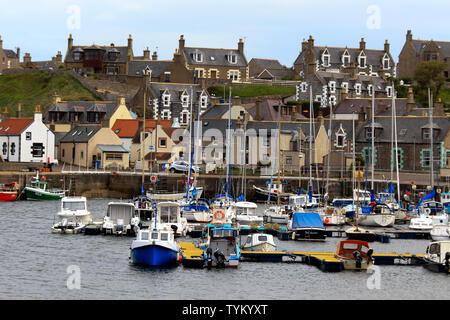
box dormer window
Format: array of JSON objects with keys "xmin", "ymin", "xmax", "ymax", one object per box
[
  {"xmin": 383, "ymin": 54, "xmax": 390, "ymax": 69},
  {"xmin": 200, "ymin": 94, "xmax": 208, "ymax": 109},
  {"xmin": 329, "ymin": 95, "xmax": 336, "ymax": 106},
  {"xmin": 191, "ymin": 52, "xmax": 203, "ymax": 62},
  {"xmin": 342, "ymin": 50, "xmax": 350, "ymax": 67},
  {"xmin": 386, "ymin": 86, "xmax": 392, "ymax": 97},
  {"xmin": 108, "ymin": 50, "xmax": 120, "ymax": 61},
  {"xmin": 322, "ymin": 49, "xmax": 330, "ymax": 66},
  {"xmin": 227, "ymin": 53, "xmax": 237, "ymax": 64},
  {"xmin": 162, "ymin": 92, "xmax": 170, "ymax": 107},
  {"xmin": 358, "ymin": 52, "xmax": 366, "ymax": 68},
  {"xmin": 341, "ymin": 82, "xmax": 348, "ymax": 92},
  {"xmin": 368, "ymin": 84, "xmax": 373, "ymax": 96},
  {"xmin": 301, "ymin": 82, "xmax": 308, "ymax": 92},
  {"xmin": 335, "ymin": 125, "xmax": 346, "ymax": 148},
  {"xmin": 181, "ymin": 93, "xmax": 189, "ymax": 107}
]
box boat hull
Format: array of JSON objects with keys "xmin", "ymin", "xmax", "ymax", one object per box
[
  {"xmin": 345, "ymin": 229, "xmax": 377, "ymax": 242},
  {"xmin": 148, "ymin": 187, "xmax": 203, "ymax": 201},
  {"xmin": 357, "ymin": 214, "xmax": 395, "ymax": 227},
  {"xmin": 292, "ymin": 228, "xmax": 326, "ymax": 241},
  {"xmin": 254, "ymin": 187, "xmax": 289, "ymax": 203},
  {"xmin": 131, "ymin": 244, "xmax": 178, "ymax": 267},
  {"xmin": 423, "ymin": 262, "xmax": 449, "ymax": 273},
  {"xmin": 24, "ymin": 187, "xmax": 64, "ymax": 200},
  {"xmin": 0, "ymin": 191, "xmax": 18, "ymax": 201}
]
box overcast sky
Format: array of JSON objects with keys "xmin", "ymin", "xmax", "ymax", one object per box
[{"xmin": 0, "ymin": 0, "xmax": 449, "ymax": 66}]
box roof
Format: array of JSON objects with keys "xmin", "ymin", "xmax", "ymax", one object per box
[
  {"xmin": 97, "ymin": 144, "xmax": 128, "ymax": 153},
  {"xmin": 245, "ymin": 99, "xmax": 294, "ymax": 122},
  {"xmin": 410, "ymin": 39, "xmax": 450, "ymax": 58},
  {"xmin": 334, "ymin": 98, "xmax": 410, "ymax": 115},
  {"xmin": 65, "ymin": 45, "xmax": 129, "ymax": 63},
  {"xmin": 112, "ymin": 119, "xmax": 139, "ymax": 138},
  {"xmin": 44, "ymin": 101, "xmax": 118, "ymax": 124},
  {"xmin": 128, "ymin": 60, "xmax": 172, "ymax": 77},
  {"xmin": 60, "ymin": 126, "xmax": 101, "ymax": 143},
  {"xmin": 0, "ymin": 118, "xmax": 33, "ymax": 135},
  {"xmin": 183, "ymin": 47, "xmax": 247, "ymax": 67},
  {"xmin": 3, "ymin": 49, "xmax": 18, "ymax": 59}
]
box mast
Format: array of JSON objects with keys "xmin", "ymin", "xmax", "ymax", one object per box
[
  {"xmin": 277, "ymin": 101, "xmax": 281, "ymax": 206},
  {"xmin": 371, "ymin": 82, "xmax": 375, "ymax": 191},
  {"xmin": 393, "ymin": 83, "xmax": 401, "ymax": 203},
  {"xmin": 325, "ymin": 101, "xmax": 333, "ymax": 202},
  {"xmin": 141, "ymin": 70, "xmax": 148, "ymax": 193},
  {"xmin": 352, "ymin": 114, "xmax": 355, "ymax": 207},
  {"xmin": 355, "ymin": 162, "xmax": 360, "ymax": 231},
  {"xmin": 309, "ymin": 86, "xmax": 313, "ymax": 191},
  {"xmin": 186, "ymin": 86, "xmax": 195, "ymax": 200},
  {"xmin": 225, "ymin": 87, "xmax": 232, "ymax": 200},
  {"xmin": 429, "ymin": 88, "xmax": 434, "ymax": 189}
]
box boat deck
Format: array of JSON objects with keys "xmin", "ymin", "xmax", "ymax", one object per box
[{"xmin": 179, "ymin": 242, "xmax": 205, "ymax": 268}]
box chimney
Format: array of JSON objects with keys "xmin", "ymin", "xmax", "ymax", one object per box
[
  {"xmin": 127, "ymin": 34, "xmax": 133, "ymax": 59},
  {"xmin": 342, "ymin": 87, "xmax": 347, "ymax": 99},
  {"xmin": 56, "ymin": 51, "xmax": 62, "ymax": 63},
  {"xmin": 434, "ymin": 98, "xmax": 444, "ymax": 116},
  {"xmin": 307, "ymin": 35, "xmax": 314, "ymax": 49},
  {"xmin": 68, "ymin": 34, "xmax": 73, "ymax": 51},
  {"xmin": 406, "ymin": 87, "xmax": 415, "ymax": 114},
  {"xmin": 238, "ymin": 38, "xmax": 244, "ymax": 56},
  {"xmin": 179, "ymin": 35, "xmax": 185, "ymax": 53},
  {"xmin": 16, "ymin": 47, "xmax": 20, "ymax": 61},
  {"xmin": 118, "ymin": 95, "xmax": 126, "ymax": 106},
  {"xmin": 143, "ymin": 47, "xmax": 150, "ymax": 60},
  {"xmin": 406, "ymin": 30, "xmax": 413, "ymax": 41},
  {"xmin": 16, "ymin": 103, "xmax": 23, "ymax": 118},
  {"xmin": 384, "ymin": 40, "xmax": 390, "ymax": 53},
  {"xmin": 360, "ymin": 37, "xmax": 366, "ymax": 51},
  {"xmin": 256, "ymin": 97, "xmax": 263, "ymax": 121},
  {"xmin": 34, "ymin": 105, "xmax": 42, "ymax": 123},
  {"xmin": 0, "ymin": 35, "xmax": 2, "ymax": 49},
  {"xmin": 317, "ymin": 111, "xmax": 324, "ymax": 127},
  {"xmin": 301, "ymin": 38, "xmax": 308, "ymax": 52},
  {"xmin": 71, "ymin": 113, "xmax": 80, "ymax": 130},
  {"xmin": 152, "ymin": 51, "xmax": 158, "ymax": 61},
  {"xmin": 52, "ymin": 93, "xmax": 61, "ymax": 105},
  {"xmin": 23, "ymin": 53, "xmax": 31, "ymax": 65}
]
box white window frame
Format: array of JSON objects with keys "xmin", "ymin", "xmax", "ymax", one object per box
[
  {"xmin": 342, "ymin": 50, "xmax": 350, "ymax": 67},
  {"xmin": 229, "ymin": 70, "xmax": 239, "ymax": 82},
  {"xmin": 301, "ymin": 82, "xmax": 308, "ymax": 93},
  {"xmin": 358, "ymin": 52, "xmax": 366, "ymax": 68},
  {"xmin": 322, "ymin": 49, "xmax": 330, "ymax": 67},
  {"xmin": 329, "ymin": 81, "xmax": 336, "ymax": 93},
  {"xmin": 368, "ymin": 84, "xmax": 374, "ymax": 97},
  {"xmin": 162, "ymin": 93, "xmax": 170, "ymax": 107},
  {"xmin": 341, "ymin": 82, "xmax": 348, "ymax": 93},
  {"xmin": 382, "ymin": 53, "xmax": 390, "ymax": 70},
  {"xmin": 227, "ymin": 53, "xmax": 237, "ymax": 64},
  {"xmin": 200, "ymin": 95, "xmax": 208, "ymax": 109},
  {"xmin": 355, "ymin": 83, "xmax": 362, "ymax": 95},
  {"xmin": 386, "ymin": 86, "xmax": 392, "ymax": 98}
]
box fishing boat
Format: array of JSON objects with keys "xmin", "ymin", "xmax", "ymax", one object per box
[
  {"xmin": 263, "ymin": 205, "xmax": 291, "ymax": 225},
  {"xmin": 430, "ymin": 224, "xmax": 450, "ymax": 241},
  {"xmin": 319, "ymin": 206, "xmax": 346, "ymax": 226},
  {"xmin": 240, "ymin": 233, "xmax": 276, "ymax": 252},
  {"xmin": 0, "ymin": 182, "xmax": 20, "ymax": 201},
  {"xmin": 253, "ymin": 181, "xmax": 290, "ymax": 203},
  {"xmin": 335, "ymin": 240, "xmax": 374, "ymax": 270},
  {"xmin": 103, "ymin": 202, "xmax": 140, "ymax": 236},
  {"xmin": 51, "ymin": 196, "xmax": 92, "ymax": 234},
  {"xmin": 423, "ymin": 240, "xmax": 450, "ymax": 273},
  {"xmin": 23, "ymin": 171, "xmax": 65, "ymax": 200},
  {"xmin": 203, "ymin": 224, "xmax": 240, "ymax": 268},
  {"xmin": 130, "ymin": 227, "xmax": 181, "ymax": 267},
  {"xmin": 152, "ymin": 201, "xmax": 188, "ymax": 237},
  {"xmin": 288, "ymin": 211, "xmax": 326, "ymax": 241},
  {"xmin": 357, "ymin": 203, "xmax": 395, "ymax": 227},
  {"xmin": 231, "ymin": 201, "xmax": 263, "ymax": 227},
  {"xmin": 182, "ymin": 198, "xmax": 212, "ymax": 223}
]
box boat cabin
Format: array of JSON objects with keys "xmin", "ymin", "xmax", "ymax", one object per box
[
  {"xmin": 137, "ymin": 228, "xmax": 175, "ymax": 243},
  {"xmin": 61, "ymin": 196, "xmax": 87, "ymax": 212},
  {"xmin": 106, "ymin": 202, "xmax": 136, "ymax": 224},
  {"xmin": 336, "ymin": 240, "xmax": 373, "ymax": 260},
  {"xmin": 235, "ymin": 202, "xmax": 257, "ymax": 216},
  {"xmin": 425, "ymin": 241, "xmax": 450, "ymax": 264},
  {"xmin": 420, "ymin": 200, "xmax": 444, "ymax": 216},
  {"xmin": 267, "ymin": 181, "xmax": 285, "ymax": 194},
  {"xmin": 132, "ymin": 196, "xmax": 154, "ymax": 225},
  {"xmin": 289, "ymin": 195, "xmax": 318, "ymax": 209},
  {"xmin": 157, "ymin": 202, "xmax": 181, "ymax": 224}
]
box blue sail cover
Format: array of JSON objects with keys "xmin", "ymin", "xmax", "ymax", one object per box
[{"xmin": 292, "ymin": 212, "xmax": 324, "ymax": 229}]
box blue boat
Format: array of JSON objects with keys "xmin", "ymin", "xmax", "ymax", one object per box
[
  {"xmin": 203, "ymin": 224, "xmax": 240, "ymax": 268},
  {"xmin": 289, "ymin": 211, "xmax": 326, "ymax": 241}
]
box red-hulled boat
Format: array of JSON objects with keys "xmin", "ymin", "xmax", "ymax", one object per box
[{"xmin": 0, "ymin": 182, "xmax": 20, "ymax": 201}]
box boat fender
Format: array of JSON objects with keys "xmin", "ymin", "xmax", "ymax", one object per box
[
  {"xmin": 445, "ymin": 252, "xmax": 450, "ymax": 269},
  {"xmin": 150, "ymin": 176, "xmax": 157, "ymax": 183},
  {"xmin": 324, "ymin": 218, "xmax": 330, "ymax": 224}
]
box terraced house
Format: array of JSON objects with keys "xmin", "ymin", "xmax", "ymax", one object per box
[
  {"xmin": 0, "ymin": 35, "xmax": 20, "ymax": 73},
  {"xmin": 293, "ymin": 36, "xmax": 396, "ymax": 107},
  {"xmin": 177, "ymin": 35, "xmax": 249, "ymax": 84}
]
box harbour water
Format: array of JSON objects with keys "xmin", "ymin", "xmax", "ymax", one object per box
[{"xmin": 0, "ymin": 199, "xmax": 448, "ymax": 300}]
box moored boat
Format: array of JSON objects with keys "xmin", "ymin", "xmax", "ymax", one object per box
[
  {"xmin": 51, "ymin": 196, "xmax": 92, "ymax": 234},
  {"xmin": 430, "ymin": 224, "xmax": 450, "ymax": 241},
  {"xmin": 0, "ymin": 182, "xmax": 20, "ymax": 201},
  {"xmin": 23, "ymin": 172, "xmax": 65, "ymax": 200},
  {"xmin": 240, "ymin": 233, "xmax": 276, "ymax": 252},
  {"xmin": 103, "ymin": 202, "xmax": 140, "ymax": 236},
  {"xmin": 203, "ymin": 224, "xmax": 240, "ymax": 268},
  {"xmin": 152, "ymin": 201, "xmax": 188, "ymax": 237},
  {"xmin": 357, "ymin": 203, "xmax": 395, "ymax": 227},
  {"xmin": 423, "ymin": 240, "xmax": 450, "ymax": 273},
  {"xmin": 335, "ymin": 240, "xmax": 374, "ymax": 270},
  {"xmin": 288, "ymin": 211, "xmax": 326, "ymax": 241}
]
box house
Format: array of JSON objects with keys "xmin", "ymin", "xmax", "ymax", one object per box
[
  {"xmin": 22, "ymin": 51, "xmax": 63, "ymax": 70},
  {"xmin": 0, "ymin": 35, "xmax": 20, "ymax": 73},
  {"xmin": 397, "ymin": 30, "xmax": 450, "ymax": 79},
  {"xmin": 0, "ymin": 106, "xmax": 55, "ymax": 163},
  {"xmin": 44, "ymin": 95, "xmax": 133, "ymax": 133},
  {"xmin": 177, "ymin": 35, "xmax": 249, "ymax": 84},
  {"xmin": 111, "ymin": 119, "xmax": 140, "ymax": 159},
  {"xmin": 248, "ymin": 58, "xmax": 294, "ymax": 80},
  {"xmin": 293, "ymin": 36, "xmax": 395, "ymax": 107},
  {"xmin": 59, "ymin": 126, "xmax": 129, "ymax": 169}
]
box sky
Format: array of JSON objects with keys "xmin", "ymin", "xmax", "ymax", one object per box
[{"xmin": 0, "ymin": 0, "xmax": 449, "ymax": 67}]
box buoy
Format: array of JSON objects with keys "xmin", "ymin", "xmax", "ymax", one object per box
[{"xmin": 150, "ymin": 176, "xmax": 157, "ymax": 183}]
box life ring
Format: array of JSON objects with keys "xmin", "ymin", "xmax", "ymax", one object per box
[
  {"xmin": 324, "ymin": 217, "xmax": 330, "ymax": 224},
  {"xmin": 150, "ymin": 176, "xmax": 157, "ymax": 183},
  {"xmin": 213, "ymin": 209, "xmax": 225, "ymax": 220}
]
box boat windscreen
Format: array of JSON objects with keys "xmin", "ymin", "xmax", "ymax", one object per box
[
  {"xmin": 108, "ymin": 204, "xmax": 134, "ymax": 222},
  {"xmin": 160, "ymin": 206, "xmax": 178, "ymax": 223},
  {"xmin": 161, "ymin": 233, "xmax": 168, "ymax": 241},
  {"xmin": 141, "ymin": 231, "xmax": 149, "ymax": 240},
  {"xmin": 342, "ymin": 242, "xmax": 359, "ymax": 250},
  {"xmin": 63, "ymin": 201, "xmax": 86, "ymax": 211},
  {"xmin": 258, "ymin": 235, "xmax": 268, "ymax": 242}
]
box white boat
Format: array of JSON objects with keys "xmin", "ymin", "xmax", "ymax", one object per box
[
  {"xmin": 52, "ymin": 197, "xmax": 92, "ymax": 234},
  {"xmin": 103, "ymin": 202, "xmax": 140, "ymax": 236},
  {"xmin": 423, "ymin": 240, "xmax": 450, "ymax": 273},
  {"xmin": 182, "ymin": 199, "xmax": 212, "ymax": 223},
  {"xmin": 231, "ymin": 201, "xmax": 263, "ymax": 227},
  {"xmin": 152, "ymin": 201, "xmax": 188, "ymax": 237},
  {"xmin": 263, "ymin": 205, "xmax": 290, "ymax": 225},
  {"xmin": 130, "ymin": 227, "xmax": 180, "ymax": 267},
  {"xmin": 241, "ymin": 233, "xmax": 276, "ymax": 252},
  {"xmin": 318, "ymin": 206, "xmax": 346, "ymax": 226},
  {"xmin": 431, "ymin": 224, "xmax": 450, "ymax": 241},
  {"xmin": 410, "ymin": 199, "xmax": 448, "ymax": 230},
  {"xmin": 288, "ymin": 194, "xmax": 319, "ymax": 212},
  {"xmin": 146, "ymin": 186, "xmax": 203, "ymax": 201},
  {"xmin": 409, "ymin": 216, "xmax": 434, "ymax": 230},
  {"xmin": 132, "ymin": 195, "xmax": 154, "ymax": 228},
  {"xmin": 357, "ymin": 204, "xmax": 395, "ymax": 227}
]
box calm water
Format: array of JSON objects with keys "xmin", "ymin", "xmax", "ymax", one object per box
[{"xmin": 0, "ymin": 199, "xmax": 448, "ymax": 300}]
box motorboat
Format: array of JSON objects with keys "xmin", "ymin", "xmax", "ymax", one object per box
[
  {"xmin": 335, "ymin": 240, "xmax": 374, "ymax": 270},
  {"xmin": 410, "ymin": 200, "xmax": 448, "ymax": 230},
  {"xmin": 345, "ymin": 226, "xmax": 377, "ymax": 242},
  {"xmin": 288, "ymin": 211, "xmax": 326, "ymax": 241},
  {"xmin": 211, "ymin": 193, "xmax": 235, "ymax": 210},
  {"xmin": 288, "ymin": 194, "xmax": 319, "ymax": 212},
  {"xmin": 231, "ymin": 201, "xmax": 263, "ymax": 227},
  {"xmin": 23, "ymin": 171, "xmax": 65, "ymax": 200},
  {"xmin": 203, "ymin": 224, "xmax": 240, "ymax": 268},
  {"xmin": 131, "ymin": 195, "xmax": 154, "ymax": 228},
  {"xmin": 51, "ymin": 196, "xmax": 92, "ymax": 234},
  {"xmin": 130, "ymin": 227, "xmax": 180, "ymax": 267},
  {"xmin": 152, "ymin": 201, "xmax": 188, "ymax": 237},
  {"xmin": 146, "ymin": 186, "xmax": 203, "ymax": 201},
  {"xmin": 441, "ymin": 192, "xmax": 450, "ymax": 214},
  {"xmin": 103, "ymin": 202, "xmax": 140, "ymax": 236},
  {"xmin": 357, "ymin": 204, "xmax": 395, "ymax": 227},
  {"xmin": 408, "ymin": 216, "xmax": 434, "ymax": 230},
  {"xmin": 240, "ymin": 233, "xmax": 276, "ymax": 252},
  {"xmin": 430, "ymin": 224, "xmax": 450, "ymax": 241},
  {"xmin": 263, "ymin": 205, "xmax": 291, "ymax": 225},
  {"xmin": 423, "ymin": 240, "xmax": 450, "ymax": 273},
  {"xmin": 318, "ymin": 206, "xmax": 345, "ymax": 226},
  {"xmin": 0, "ymin": 182, "xmax": 20, "ymax": 201},
  {"xmin": 182, "ymin": 198, "xmax": 212, "ymax": 223},
  {"xmin": 211, "ymin": 207, "xmax": 234, "ymax": 225},
  {"xmin": 253, "ymin": 181, "xmax": 291, "ymax": 204}
]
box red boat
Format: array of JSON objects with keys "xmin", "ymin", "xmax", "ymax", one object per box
[{"xmin": 0, "ymin": 182, "xmax": 20, "ymax": 201}]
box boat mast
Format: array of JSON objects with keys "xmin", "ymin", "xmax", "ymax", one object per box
[
  {"xmin": 429, "ymin": 88, "xmax": 434, "ymax": 189},
  {"xmin": 141, "ymin": 70, "xmax": 148, "ymax": 193},
  {"xmin": 352, "ymin": 114, "xmax": 355, "ymax": 207},
  {"xmin": 371, "ymin": 81, "xmax": 375, "ymax": 191},
  {"xmin": 186, "ymin": 86, "xmax": 195, "ymax": 200},
  {"xmin": 309, "ymin": 86, "xmax": 313, "ymax": 192},
  {"xmin": 356, "ymin": 162, "xmax": 360, "ymax": 231},
  {"xmin": 277, "ymin": 100, "xmax": 281, "ymax": 207},
  {"xmin": 325, "ymin": 100, "xmax": 333, "ymax": 202},
  {"xmin": 393, "ymin": 83, "xmax": 401, "ymax": 203},
  {"xmin": 226, "ymin": 87, "xmax": 232, "ymax": 200}
]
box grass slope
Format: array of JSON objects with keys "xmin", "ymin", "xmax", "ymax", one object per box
[
  {"xmin": 0, "ymin": 72, "xmax": 99, "ymax": 117},
  {"xmin": 207, "ymin": 85, "xmax": 296, "ymax": 98}
]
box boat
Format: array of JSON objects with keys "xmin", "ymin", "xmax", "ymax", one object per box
[
  {"xmin": 130, "ymin": 227, "xmax": 180, "ymax": 267},
  {"xmin": 430, "ymin": 224, "xmax": 450, "ymax": 241},
  {"xmin": 203, "ymin": 224, "xmax": 240, "ymax": 268},
  {"xmin": 152, "ymin": 201, "xmax": 188, "ymax": 237},
  {"xmin": 441, "ymin": 192, "xmax": 450, "ymax": 214},
  {"xmin": 263, "ymin": 205, "xmax": 291, "ymax": 225},
  {"xmin": 240, "ymin": 233, "xmax": 276, "ymax": 252},
  {"xmin": 231, "ymin": 201, "xmax": 263, "ymax": 228},
  {"xmin": 103, "ymin": 202, "xmax": 140, "ymax": 236},
  {"xmin": 253, "ymin": 181, "xmax": 291, "ymax": 203},
  {"xmin": 335, "ymin": 240, "xmax": 374, "ymax": 270},
  {"xmin": 23, "ymin": 171, "xmax": 65, "ymax": 200},
  {"xmin": 357, "ymin": 203, "xmax": 395, "ymax": 227},
  {"xmin": 146, "ymin": 186, "xmax": 203, "ymax": 201},
  {"xmin": 51, "ymin": 196, "xmax": 92, "ymax": 234},
  {"xmin": 288, "ymin": 194, "xmax": 319, "ymax": 211},
  {"xmin": 423, "ymin": 240, "xmax": 450, "ymax": 273},
  {"xmin": 288, "ymin": 211, "xmax": 326, "ymax": 241},
  {"xmin": 408, "ymin": 216, "xmax": 434, "ymax": 230},
  {"xmin": 319, "ymin": 206, "xmax": 346, "ymax": 226},
  {"xmin": 0, "ymin": 182, "xmax": 20, "ymax": 201},
  {"xmin": 182, "ymin": 198, "xmax": 212, "ymax": 223},
  {"xmin": 131, "ymin": 195, "xmax": 154, "ymax": 228},
  {"xmin": 410, "ymin": 193, "xmax": 448, "ymax": 230}
]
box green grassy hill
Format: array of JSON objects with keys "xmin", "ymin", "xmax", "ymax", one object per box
[
  {"xmin": 0, "ymin": 72, "xmax": 99, "ymax": 117},
  {"xmin": 207, "ymin": 85, "xmax": 296, "ymax": 98}
]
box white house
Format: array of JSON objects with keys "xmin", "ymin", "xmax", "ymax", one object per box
[{"xmin": 0, "ymin": 106, "xmax": 55, "ymax": 163}]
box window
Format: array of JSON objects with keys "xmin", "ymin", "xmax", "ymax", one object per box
[
  {"xmin": 164, "ymin": 72, "xmax": 171, "ymax": 82},
  {"xmin": 391, "ymin": 148, "xmax": 404, "ymax": 170},
  {"xmin": 421, "ymin": 149, "xmax": 431, "ymax": 167},
  {"xmin": 355, "ymin": 84, "xmax": 362, "ymax": 95},
  {"xmin": 368, "ymin": 85, "xmax": 373, "ymax": 96},
  {"xmin": 26, "ymin": 132, "xmax": 32, "ymax": 140},
  {"xmin": 181, "ymin": 112, "xmax": 188, "ymax": 125},
  {"xmin": 229, "ymin": 71, "xmax": 239, "ymax": 81},
  {"xmin": 105, "ymin": 153, "xmax": 122, "ymax": 161},
  {"xmin": 383, "ymin": 57, "xmax": 390, "ymax": 69},
  {"xmin": 31, "ymin": 143, "xmax": 44, "ymax": 158},
  {"xmin": 227, "ymin": 54, "xmax": 237, "ymax": 64},
  {"xmin": 2, "ymin": 142, "xmax": 7, "ymax": 155},
  {"xmin": 194, "ymin": 69, "xmax": 204, "ymax": 79},
  {"xmin": 386, "ymin": 86, "xmax": 393, "ymax": 97},
  {"xmin": 194, "ymin": 53, "xmax": 203, "ymax": 62},
  {"xmin": 343, "ymin": 53, "xmax": 350, "ymax": 67},
  {"xmin": 329, "ymin": 81, "xmax": 336, "ymax": 93},
  {"xmin": 151, "ymin": 232, "xmax": 159, "ymax": 240},
  {"xmin": 159, "ymin": 138, "xmax": 167, "ymax": 148},
  {"xmin": 362, "ymin": 147, "xmax": 377, "ymax": 166},
  {"xmin": 285, "ymin": 156, "xmax": 292, "ymax": 165},
  {"xmin": 301, "ymin": 82, "xmax": 308, "ymax": 92},
  {"xmin": 365, "ymin": 127, "xmax": 373, "ymax": 140},
  {"xmin": 141, "ymin": 232, "xmax": 149, "ymax": 240},
  {"xmin": 162, "ymin": 94, "xmax": 170, "ymax": 107},
  {"xmin": 81, "ymin": 151, "xmax": 84, "ymax": 159},
  {"xmin": 62, "ymin": 149, "xmax": 65, "ymax": 157},
  {"xmin": 161, "ymin": 233, "xmax": 168, "ymax": 241},
  {"xmin": 423, "ymin": 129, "xmax": 431, "ymax": 140},
  {"xmin": 323, "ymin": 55, "xmax": 330, "ymax": 66},
  {"xmin": 359, "ymin": 55, "xmax": 366, "ymax": 68},
  {"xmin": 162, "ymin": 110, "xmax": 170, "ymax": 120}
]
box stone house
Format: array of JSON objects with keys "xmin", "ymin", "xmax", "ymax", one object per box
[
  {"xmin": 248, "ymin": 58, "xmax": 294, "ymax": 80},
  {"xmin": 0, "ymin": 35, "xmax": 20, "ymax": 73},
  {"xmin": 397, "ymin": 30, "xmax": 450, "ymax": 79}
]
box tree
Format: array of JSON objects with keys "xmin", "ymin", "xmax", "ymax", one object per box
[{"xmin": 413, "ymin": 60, "xmax": 447, "ymax": 106}]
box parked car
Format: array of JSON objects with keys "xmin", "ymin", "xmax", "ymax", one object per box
[{"xmin": 168, "ymin": 161, "xmax": 200, "ymax": 173}]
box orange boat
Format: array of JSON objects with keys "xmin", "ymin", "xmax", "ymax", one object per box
[
  {"xmin": 0, "ymin": 182, "xmax": 20, "ymax": 201},
  {"xmin": 335, "ymin": 240, "xmax": 374, "ymax": 270}
]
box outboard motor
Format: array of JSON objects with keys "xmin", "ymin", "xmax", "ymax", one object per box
[
  {"xmin": 206, "ymin": 248, "xmax": 213, "ymax": 269},
  {"xmin": 116, "ymin": 219, "xmax": 124, "ymax": 234},
  {"xmin": 214, "ymin": 249, "xmax": 226, "ymax": 268},
  {"xmin": 353, "ymin": 250, "xmax": 362, "ymax": 269},
  {"xmin": 367, "ymin": 248, "xmax": 374, "ymax": 262}
]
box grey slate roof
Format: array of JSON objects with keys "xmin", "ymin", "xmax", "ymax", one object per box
[
  {"xmin": 411, "ymin": 40, "xmax": 450, "ymax": 58},
  {"xmin": 334, "ymin": 98, "xmax": 410, "ymax": 116},
  {"xmin": 60, "ymin": 126, "xmax": 101, "ymax": 143},
  {"xmin": 97, "ymin": 144, "xmax": 128, "ymax": 153},
  {"xmin": 183, "ymin": 47, "xmax": 247, "ymax": 67},
  {"xmin": 128, "ymin": 60, "xmax": 172, "ymax": 77},
  {"xmin": 44, "ymin": 101, "xmax": 118, "ymax": 124},
  {"xmin": 3, "ymin": 49, "xmax": 18, "ymax": 59},
  {"xmin": 65, "ymin": 45, "xmax": 128, "ymax": 63}
]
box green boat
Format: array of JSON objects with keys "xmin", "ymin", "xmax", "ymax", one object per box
[{"xmin": 23, "ymin": 172, "xmax": 66, "ymax": 200}]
